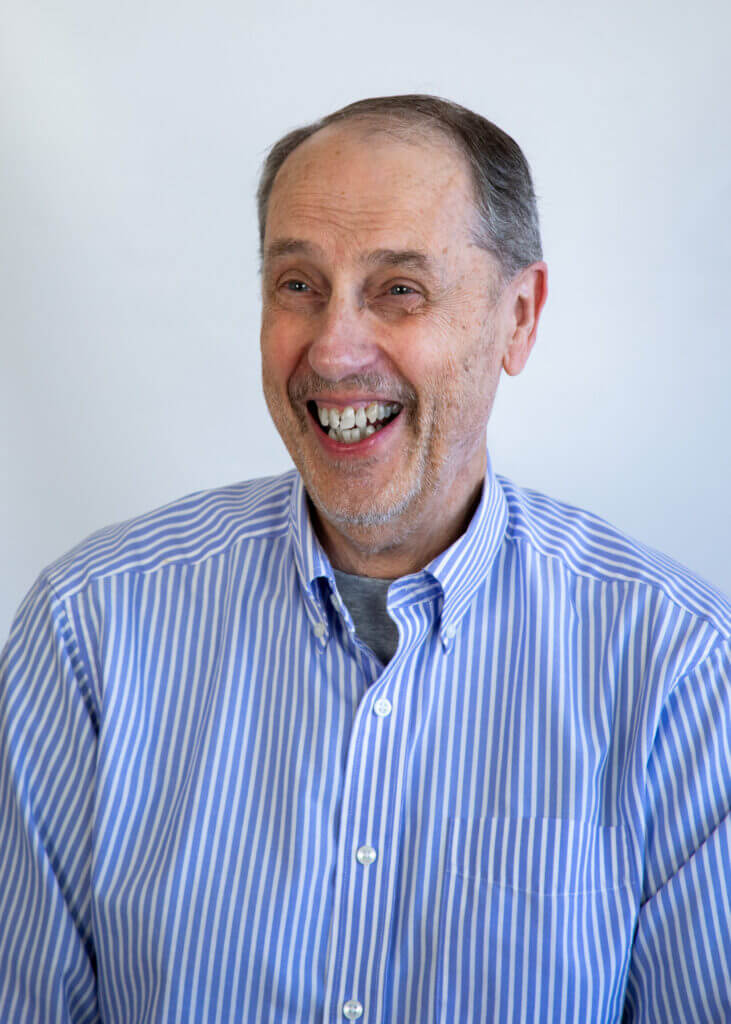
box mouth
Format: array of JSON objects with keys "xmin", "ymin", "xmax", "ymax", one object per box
[{"xmin": 307, "ymin": 399, "xmax": 402, "ymax": 445}]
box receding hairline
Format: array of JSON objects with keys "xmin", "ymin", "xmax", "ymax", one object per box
[
  {"xmin": 307, "ymin": 110, "xmax": 460, "ymax": 145},
  {"xmin": 269, "ymin": 113, "xmax": 471, "ymax": 189}
]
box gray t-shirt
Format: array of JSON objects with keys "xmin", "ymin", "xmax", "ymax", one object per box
[{"xmin": 332, "ymin": 568, "xmax": 400, "ymax": 664}]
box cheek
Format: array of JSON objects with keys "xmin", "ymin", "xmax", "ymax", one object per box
[
  {"xmin": 261, "ymin": 322, "xmax": 301, "ymax": 387},
  {"xmin": 439, "ymin": 338, "xmax": 501, "ymax": 425}
]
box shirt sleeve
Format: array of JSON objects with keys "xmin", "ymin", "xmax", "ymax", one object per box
[
  {"xmin": 0, "ymin": 575, "xmax": 100, "ymax": 1023},
  {"xmin": 622, "ymin": 638, "xmax": 731, "ymax": 1023}
]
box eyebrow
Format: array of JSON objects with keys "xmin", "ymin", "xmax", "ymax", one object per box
[
  {"xmin": 365, "ymin": 248, "xmax": 438, "ymax": 276},
  {"xmin": 262, "ymin": 239, "xmax": 438, "ymax": 277},
  {"xmin": 263, "ymin": 238, "xmax": 323, "ymax": 264}
]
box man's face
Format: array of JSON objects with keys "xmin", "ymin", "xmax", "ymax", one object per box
[{"xmin": 260, "ymin": 123, "xmax": 518, "ymax": 562}]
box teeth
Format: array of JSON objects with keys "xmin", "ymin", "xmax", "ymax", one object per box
[
  {"xmin": 317, "ymin": 401, "xmax": 401, "ymax": 437},
  {"xmin": 328, "ymin": 421, "xmax": 387, "ymax": 445}
]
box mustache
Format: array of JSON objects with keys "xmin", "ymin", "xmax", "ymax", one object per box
[{"xmin": 288, "ymin": 372, "xmax": 417, "ymax": 406}]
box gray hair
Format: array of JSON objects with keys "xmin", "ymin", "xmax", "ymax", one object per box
[{"xmin": 256, "ymin": 94, "xmax": 542, "ymax": 280}]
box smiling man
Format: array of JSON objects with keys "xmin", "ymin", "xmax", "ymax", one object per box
[{"xmin": 1, "ymin": 96, "xmax": 729, "ymax": 1023}]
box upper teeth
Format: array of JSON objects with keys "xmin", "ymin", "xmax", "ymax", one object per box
[{"xmin": 317, "ymin": 402, "xmax": 398, "ymax": 430}]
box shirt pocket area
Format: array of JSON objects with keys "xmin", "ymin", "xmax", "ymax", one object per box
[{"xmin": 437, "ymin": 816, "xmax": 636, "ymax": 1023}]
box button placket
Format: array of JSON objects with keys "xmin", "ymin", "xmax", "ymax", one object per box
[{"xmin": 322, "ymin": 638, "xmax": 399, "ymax": 1024}]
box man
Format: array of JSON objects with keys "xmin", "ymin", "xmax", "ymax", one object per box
[{"xmin": 0, "ymin": 95, "xmax": 728, "ymax": 1023}]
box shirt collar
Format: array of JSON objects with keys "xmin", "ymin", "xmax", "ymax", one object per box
[
  {"xmin": 421, "ymin": 450, "xmax": 508, "ymax": 647},
  {"xmin": 288, "ymin": 449, "xmax": 508, "ymax": 647},
  {"xmin": 288, "ymin": 475, "xmax": 335, "ymax": 641}
]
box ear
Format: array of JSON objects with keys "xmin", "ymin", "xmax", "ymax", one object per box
[{"xmin": 502, "ymin": 262, "xmax": 548, "ymax": 376}]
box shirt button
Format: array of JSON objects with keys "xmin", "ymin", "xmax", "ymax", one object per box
[
  {"xmin": 356, "ymin": 844, "xmax": 377, "ymax": 866},
  {"xmin": 343, "ymin": 999, "xmax": 363, "ymax": 1019},
  {"xmin": 373, "ymin": 697, "xmax": 392, "ymax": 717},
  {"xmin": 444, "ymin": 623, "xmax": 456, "ymax": 640},
  {"xmin": 313, "ymin": 621, "xmax": 326, "ymax": 639}
]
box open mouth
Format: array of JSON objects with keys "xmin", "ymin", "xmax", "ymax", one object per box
[{"xmin": 307, "ymin": 400, "xmax": 402, "ymax": 445}]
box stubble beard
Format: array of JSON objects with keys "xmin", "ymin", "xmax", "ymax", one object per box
[
  {"xmin": 296, "ymin": 404, "xmax": 437, "ymax": 537},
  {"xmin": 308, "ymin": 433, "xmax": 435, "ymax": 532}
]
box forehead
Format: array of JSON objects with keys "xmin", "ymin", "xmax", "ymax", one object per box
[{"xmin": 265, "ymin": 123, "xmax": 477, "ymax": 256}]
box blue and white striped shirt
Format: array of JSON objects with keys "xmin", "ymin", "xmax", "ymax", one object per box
[{"xmin": 1, "ymin": 455, "xmax": 729, "ymax": 1023}]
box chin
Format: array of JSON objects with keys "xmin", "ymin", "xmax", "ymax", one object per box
[
  {"xmin": 307, "ymin": 469, "xmax": 425, "ymax": 533},
  {"xmin": 317, "ymin": 499, "xmax": 406, "ymax": 530}
]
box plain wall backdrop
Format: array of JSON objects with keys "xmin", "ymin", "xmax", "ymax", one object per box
[{"xmin": 1, "ymin": 0, "xmax": 730, "ymax": 640}]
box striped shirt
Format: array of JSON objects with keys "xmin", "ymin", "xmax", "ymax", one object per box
[{"xmin": 1, "ymin": 454, "xmax": 729, "ymax": 1023}]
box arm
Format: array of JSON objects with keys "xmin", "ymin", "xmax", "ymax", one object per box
[
  {"xmin": 623, "ymin": 640, "xmax": 731, "ymax": 1022},
  {"xmin": 0, "ymin": 575, "xmax": 100, "ymax": 1023}
]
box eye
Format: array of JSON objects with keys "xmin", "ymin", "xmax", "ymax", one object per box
[
  {"xmin": 284, "ymin": 280, "xmax": 311, "ymax": 292},
  {"xmin": 388, "ymin": 284, "xmax": 416, "ymax": 296}
]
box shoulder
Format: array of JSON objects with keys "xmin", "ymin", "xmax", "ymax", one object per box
[
  {"xmin": 497, "ymin": 474, "xmax": 731, "ymax": 640},
  {"xmin": 43, "ymin": 470, "xmax": 299, "ymax": 602}
]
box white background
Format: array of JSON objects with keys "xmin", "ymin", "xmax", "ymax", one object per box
[{"xmin": 2, "ymin": 0, "xmax": 729, "ymax": 639}]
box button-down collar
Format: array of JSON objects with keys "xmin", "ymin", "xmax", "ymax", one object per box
[
  {"xmin": 429, "ymin": 452, "xmax": 508, "ymax": 643},
  {"xmin": 288, "ymin": 475, "xmax": 335, "ymax": 639}
]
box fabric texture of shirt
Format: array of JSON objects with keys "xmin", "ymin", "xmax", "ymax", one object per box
[
  {"xmin": 332, "ymin": 567, "xmax": 399, "ymax": 664},
  {"xmin": 1, "ymin": 453, "xmax": 729, "ymax": 1023}
]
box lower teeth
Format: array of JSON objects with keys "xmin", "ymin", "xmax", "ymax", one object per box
[{"xmin": 328, "ymin": 423, "xmax": 384, "ymax": 444}]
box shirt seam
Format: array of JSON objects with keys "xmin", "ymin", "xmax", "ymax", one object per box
[
  {"xmin": 639, "ymin": 637, "xmax": 730, "ymax": 904},
  {"xmin": 640, "ymin": 809, "xmax": 730, "ymax": 906},
  {"xmin": 43, "ymin": 574, "xmax": 101, "ymax": 736},
  {"xmin": 49, "ymin": 519, "xmax": 291, "ymax": 603},
  {"xmin": 504, "ymin": 527, "xmax": 731, "ymax": 640},
  {"xmin": 665, "ymin": 633, "xmax": 730, "ymax": 699}
]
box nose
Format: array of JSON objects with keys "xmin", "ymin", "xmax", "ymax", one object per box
[{"xmin": 307, "ymin": 295, "xmax": 380, "ymax": 382}]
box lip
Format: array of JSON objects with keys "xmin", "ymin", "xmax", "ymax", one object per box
[{"xmin": 307, "ymin": 394, "xmax": 401, "ymax": 408}]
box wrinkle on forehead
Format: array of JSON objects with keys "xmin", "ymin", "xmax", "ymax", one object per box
[
  {"xmin": 272, "ymin": 158, "xmax": 464, "ymax": 207},
  {"xmin": 270, "ymin": 200, "xmax": 444, "ymax": 248},
  {"xmin": 266, "ymin": 185, "xmax": 476, "ymax": 270}
]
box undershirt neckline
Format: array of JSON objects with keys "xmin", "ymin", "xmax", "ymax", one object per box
[{"xmin": 332, "ymin": 568, "xmax": 400, "ymax": 665}]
